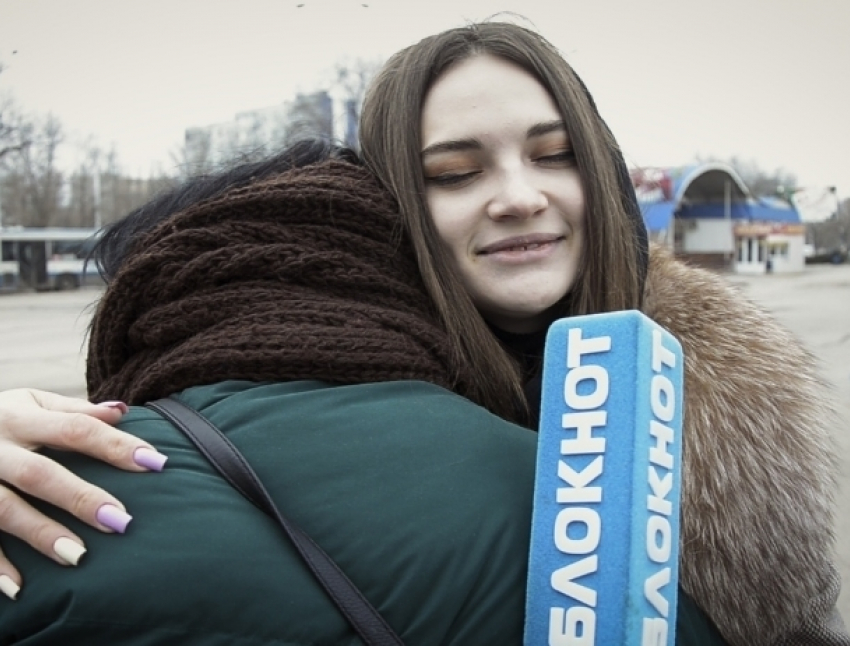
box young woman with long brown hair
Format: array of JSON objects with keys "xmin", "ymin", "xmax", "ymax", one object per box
[{"xmin": 0, "ymin": 20, "xmax": 846, "ymax": 645}]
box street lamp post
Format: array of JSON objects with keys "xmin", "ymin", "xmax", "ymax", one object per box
[{"xmin": 828, "ymin": 187, "xmax": 847, "ymax": 248}]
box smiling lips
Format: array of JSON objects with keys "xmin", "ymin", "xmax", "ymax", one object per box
[{"xmin": 477, "ymin": 234, "xmax": 565, "ymax": 255}]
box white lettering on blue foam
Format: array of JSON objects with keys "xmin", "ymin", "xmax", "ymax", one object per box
[
  {"xmin": 550, "ymin": 607, "xmax": 596, "ymax": 646},
  {"xmin": 554, "ymin": 507, "xmax": 601, "ymax": 555},
  {"xmin": 560, "ymin": 412, "xmax": 607, "ymax": 456},
  {"xmin": 556, "ymin": 456, "xmax": 603, "ymax": 504},
  {"xmin": 641, "ymin": 617, "xmax": 668, "ymax": 646},
  {"xmin": 549, "ymin": 327, "xmax": 611, "ymax": 643},
  {"xmin": 643, "ymin": 329, "xmax": 678, "ymax": 643}
]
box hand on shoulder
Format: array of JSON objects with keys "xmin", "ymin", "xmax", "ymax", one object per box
[{"xmin": 0, "ymin": 388, "xmax": 167, "ymax": 599}]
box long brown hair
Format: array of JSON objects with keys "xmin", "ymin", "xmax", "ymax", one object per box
[{"xmin": 360, "ymin": 21, "xmax": 646, "ymax": 426}]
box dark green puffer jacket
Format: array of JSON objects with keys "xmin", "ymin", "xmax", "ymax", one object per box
[{"xmin": 0, "ymin": 380, "xmax": 725, "ymax": 645}]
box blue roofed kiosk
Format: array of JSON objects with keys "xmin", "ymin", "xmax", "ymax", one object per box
[{"xmin": 631, "ymin": 163, "xmax": 806, "ymax": 274}]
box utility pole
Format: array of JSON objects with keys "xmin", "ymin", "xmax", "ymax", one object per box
[
  {"xmin": 828, "ymin": 187, "xmax": 847, "ymax": 248},
  {"xmin": 93, "ymin": 169, "xmax": 102, "ymax": 229}
]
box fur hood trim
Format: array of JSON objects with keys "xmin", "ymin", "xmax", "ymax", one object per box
[{"xmin": 642, "ymin": 244, "xmax": 839, "ymax": 646}]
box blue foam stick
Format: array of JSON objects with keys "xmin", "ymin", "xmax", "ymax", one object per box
[{"xmin": 524, "ymin": 310, "xmax": 684, "ymax": 646}]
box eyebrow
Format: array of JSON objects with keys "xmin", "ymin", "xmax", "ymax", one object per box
[
  {"xmin": 421, "ymin": 137, "xmax": 482, "ymax": 159},
  {"xmin": 527, "ymin": 120, "xmax": 568, "ymax": 139},
  {"xmin": 421, "ymin": 120, "xmax": 568, "ymax": 159}
]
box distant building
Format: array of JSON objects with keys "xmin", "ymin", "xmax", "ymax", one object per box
[
  {"xmin": 632, "ymin": 163, "xmax": 805, "ymax": 274},
  {"xmin": 184, "ymin": 90, "xmax": 358, "ymax": 168}
]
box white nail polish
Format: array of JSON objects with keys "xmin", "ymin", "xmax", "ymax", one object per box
[
  {"xmin": 0, "ymin": 574, "xmax": 20, "ymax": 600},
  {"xmin": 53, "ymin": 537, "xmax": 87, "ymax": 566}
]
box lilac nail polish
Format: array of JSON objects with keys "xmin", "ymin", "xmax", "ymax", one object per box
[
  {"xmin": 133, "ymin": 447, "xmax": 168, "ymax": 472},
  {"xmin": 99, "ymin": 401, "xmax": 129, "ymax": 414},
  {"xmin": 96, "ymin": 504, "xmax": 133, "ymax": 534}
]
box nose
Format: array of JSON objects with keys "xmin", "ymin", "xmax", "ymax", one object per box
[{"xmin": 486, "ymin": 168, "xmax": 548, "ymax": 220}]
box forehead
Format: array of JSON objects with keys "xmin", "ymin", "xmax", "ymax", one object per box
[{"xmin": 421, "ymin": 54, "xmax": 561, "ymax": 147}]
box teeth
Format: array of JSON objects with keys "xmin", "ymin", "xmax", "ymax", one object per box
[{"xmin": 482, "ymin": 241, "xmax": 550, "ymax": 254}]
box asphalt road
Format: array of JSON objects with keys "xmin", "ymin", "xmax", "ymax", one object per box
[{"xmin": 1, "ymin": 267, "xmax": 849, "ymax": 624}]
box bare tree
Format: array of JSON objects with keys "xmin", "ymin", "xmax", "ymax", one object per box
[
  {"xmin": 1, "ymin": 65, "xmax": 172, "ymax": 229},
  {"xmin": 733, "ymin": 159, "xmax": 797, "ymax": 200},
  {"xmin": 96, "ymin": 146, "xmax": 173, "ymax": 226},
  {"xmin": 4, "ymin": 114, "xmax": 65, "ymax": 227},
  {"xmin": 695, "ymin": 154, "xmax": 798, "ymax": 199},
  {"xmin": 65, "ymin": 137, "xmax": 103, "ymax": 227},
  {"xmin": 808, "ymin": 194, "xmax": 850, "ymax": 252},
  {"xmin": 100, "ymin": 146, "xmax": 130, "ymax": 225},
  {"xmin": 0, "ymin": 64, "xmax": 32, "ymax": 164},
  {"xmin": 329, "ymin": 56, "xmax": 383, "ymax": 150},
  {"xmin": 0, "ymin": 97, "xmax": 31, "ymax": 164}
]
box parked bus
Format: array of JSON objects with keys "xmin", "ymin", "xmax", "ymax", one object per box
[{"xmin": 0, "ymin": 227, "xmax": 103, "ymax": 292}]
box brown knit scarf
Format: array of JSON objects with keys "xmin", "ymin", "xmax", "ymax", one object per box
[{"xmin": 86, "ymin": 160, "xmax": 469, "ymax": 405}]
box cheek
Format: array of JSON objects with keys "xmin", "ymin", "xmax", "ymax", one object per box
[
  {"xmin": 561, "ymin": 177, "xmax": 586, "ymax": 225},
  {"xmin": 574, "ymin": 202, "xmax": 587, "ymax": 233},
  {"xmin": 426, "ymin": 193, "xmax": 473, "ymax": 252}
]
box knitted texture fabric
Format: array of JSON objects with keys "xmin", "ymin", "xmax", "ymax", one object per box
[{"xmin": 86, "ymin": 160, "xmax": 466, "ymax": 405}]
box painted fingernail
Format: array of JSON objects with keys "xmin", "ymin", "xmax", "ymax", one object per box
[
  {"xmin": 53, "ymin": 537, "xmax": 86, "ymax": 566},
  {"xmin": 133, "ymin": 447, "xmax": 168, "ymax": 472},
  {"xmin": 0, "ymin": 575, "xmax": 20, "ymax": 600},
  {"xmin": 96, "ymin": 504, "xmax": 133, "ymax": 534},
  {"xmin": 98, "ymin": 401, "xmax": 129, "ymax": 414}
]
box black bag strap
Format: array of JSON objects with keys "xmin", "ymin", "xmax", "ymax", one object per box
[{"xmin": 145, "ymin": 396, "xmax": 404, "ymax": 646}]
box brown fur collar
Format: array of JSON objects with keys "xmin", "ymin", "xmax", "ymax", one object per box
[{"xmin": 642, "ymin": 244, "xmax": 839, "ymax": 645}]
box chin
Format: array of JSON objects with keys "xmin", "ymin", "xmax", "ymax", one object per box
[
  {"xmin": 471, "ymin": 274, "xmax": 574, "ymax": 329},
  {"xmin": 510, "ymin": 286, "xmax": 571, "ymax": 316},
  {"xmin": 483, "ymin": 295, "xmax": 567, "ymax": 334}
]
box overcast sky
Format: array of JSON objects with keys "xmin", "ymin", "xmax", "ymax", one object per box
[{"xmin": 1, "ymin": 0, "xmax": 848, "ymax": 220}]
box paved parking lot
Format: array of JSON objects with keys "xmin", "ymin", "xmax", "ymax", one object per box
[
  {"xmin": 0, "ymin": 287, "xmax": 99, "ymax": 398},
  {"xmin": 1, "ymin": 266, "xmax": 849, "ymax": 623}
]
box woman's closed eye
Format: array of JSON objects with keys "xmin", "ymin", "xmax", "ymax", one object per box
[
  {"xmin": 424, "ymin": 169, "xmax": 481, "ymax": 187},
  {"xmin": 535, "ymin": 150, "xmax": 576, "ymax": 167}
]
